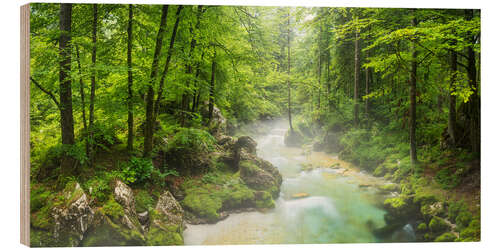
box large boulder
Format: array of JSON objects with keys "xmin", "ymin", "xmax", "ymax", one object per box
[
  {"xmin": 236, "ymin": 136, "xmax": 257, "ymax": 154},
  {"xmin": 113, "ymin": 180, "xmax": 143, "ymax": 233},
  {"xmin": 81, "ymin": 181, "xmax": 144, "ymax": 246},
  {"xmin": 239, "ymin": 159, "xmax": 281, "ymax": 199},
  {"xmin": 51, "ymin": 182, "xmax": 94, "ymax": 247},
  {"xmin": 146, "ymin": 191, "xmax": 184, "ymax": 246},
  {"xmin": 217, "ymin": 136, "xmax": 258, "ymax": 172}
]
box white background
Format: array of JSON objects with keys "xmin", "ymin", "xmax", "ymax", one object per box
[{"xmin": 1, "ymin": 0, "xmax": 498, "ymax": 249}]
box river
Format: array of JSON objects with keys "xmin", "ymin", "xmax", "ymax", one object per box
[{"xmin": 184, "ymin": 119, "xmax": 409, "ymax": 244}]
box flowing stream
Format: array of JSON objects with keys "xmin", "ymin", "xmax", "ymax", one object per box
[{"xmin": 184, "ymin": 120, "xmax": 408, "ymax": 244}]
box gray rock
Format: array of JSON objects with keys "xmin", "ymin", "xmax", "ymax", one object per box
[
  {"xmin": 52, "ymin": 182, "xmax": 94, "ymax": 247},
  {"xmin": 154, "ymin": 190, "xmax": 184, "ymax": 226},
  {"xmin": 113, "ymin": 180, "xmax": 142, "ymax": 232},
  {"xmin": 146, "ymin": 190, "xmax": 184, "ymax": 245},
  {"xmin": 236, "ymin": 136, "xmax": 257, "ymax": 154},
  {"xmin": 138, "ymin": 211, "xmax": 149, "ymax": 225}
]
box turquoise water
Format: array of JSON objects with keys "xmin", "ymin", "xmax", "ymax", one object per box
[{"xmin": 183, "ymin": 120, "xmax": 392, "ymax": 244}]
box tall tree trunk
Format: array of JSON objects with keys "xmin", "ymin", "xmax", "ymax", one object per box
[
  {"xmin": 409, "ymin": 15, "xmax": 419, "ymax": 165},
  {"xmin": 154, "ymin": 5, "xmax": 183, "ymax": 121},
  {"xmin": 195, "ymin": 89, "xmax": 201, "ymax": 112},
  {"xmin": 364, "ymin": 30, "xmax": 371, "ymax": 118},
  {"xmin": 127, "ymin": 4, "xmax": 134, "ymax": 152},
  {"xmin": 353, "ymin": 28, "xmax": 360, "ymax": 127},
  {"xmin": 88, "ymin": 4, "xmax": 98, "ymax": 167},
  {"xmin": 208, "ymin": 47, "xmax": 216, "ymax": 122},
  {"xmin": 317, "ymin": 25, "xmax": 322, "ymax": 111},
  {"xmin": 465, "ymin": 9, "xmax": 480, "ymax": 155},
  {"xmin": 365, "ymin": 66, "xmax": 371, "ymax": 117},
  {"xmin": 448, "ymin": 39, "xmax": 458, "ymax": 147},
  {"xmin": 287, "ymin": 10, "xmax": 293, "ymax": 132},
  {"xmin": 75, "ymin": 44, "xmax": 89, "ymax": 157},
  {"xmin": 181, "ymin": 5, "xmax": 202, "ymax": 126},
  {"xmin": 59, "ymin": 3, "xmax": 75, "ymax": 175},
  {"xmin": 192, "ymin": 51, "xmax": 204, "ymax": 112},
  {"xmin": 326, "ymin": 34, "xmax": 331, "ymax": 112},
  {"xmin": 144, "ymin": 5, "xmax": 169, "ymax": 158}
]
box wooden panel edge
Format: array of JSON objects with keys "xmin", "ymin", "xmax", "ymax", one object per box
[{"xmin": 20, "ymin": 3, "xmax": 30, "ymax": 247}]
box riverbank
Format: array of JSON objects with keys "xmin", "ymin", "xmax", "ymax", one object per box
[
  {"xmin": 184, "ymin": 119, "xmax": 402, "ymax": 244},
  {"xmin": 285, "ymin": 115, "xmax": 481, "ymax": 242},
  {"xmin": 29, "ymin": 118, "xmax": 283, "ymax": 246}
]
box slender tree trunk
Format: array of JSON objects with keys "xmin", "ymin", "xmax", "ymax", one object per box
[
  {"xmin": 287, "ymin": 10, "xmax": 293, "ymax": 132},
  {"xmin": 191, "ymin": 91, "xmax": 197, "ymax": 112},
  {"xmin": 144, "ymin": 5, "xmax": 169, "ymax": 158},
  {"xmin": 208, "ymin": 47, "xmax": 216, "ymax": 122},
  {"xmin": 154, "ymin": 5, "xmax": 183, "ymax": 121},
  {"xmin": 75, "ymin": 45, "xmax": 89, "ymax": 157},
  {"xmin": 317, "ymin": 25, "xmax": 322, "ymax": 111},
  {"xmin": 365, "ymin": 66, "xmax": 371, "ymax": 117},
  {"xmin": 195, "ymin": 89, "xmax": 201, "ymax": 112},
  {"xmin": 465, "ymin": 9, "xmax": 480, "ymax": 155},
  {"xmin": 88, "ymin": 4, "xmax": 98, "ymax": 167},
  {"xmin": 364, "ymin": 30, "xmax": 371, "ymax": 118},
  {"xmin": 127, "ymin": 4, "xmax": 134, "ymax": 152},
  {"xmin": 353, "ymin": 28, "xmax": 360, "ymax": 127},
  {"xmin": 448, "ymin": 40, "xmax": 458, "ymax": 147},
  {"xmin": 59, "ymin": 3, "xmax": 75, "ymax": 175},
  {"xmin": 181, "ymin": 5, "xmax": 202, "ymax": 126},
  {"xmin": 192, "ymin": 51, "xmax": 204, "ymax": 113},
  {"xmin": 409, "ymin": 15, "xmax": 419, "ymax": 165},
  {"xmin": 326, "ymin": 35, "xmax": 331, "ymax": 112}
]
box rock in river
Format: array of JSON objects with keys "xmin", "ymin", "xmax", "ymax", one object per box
[{"xmin": 292, "ymin": 192, "xmax": 310, "ymax": 199}]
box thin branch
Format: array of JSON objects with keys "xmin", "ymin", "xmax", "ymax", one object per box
[
  {"xmin": 418, "ymin": 51, "xmax": 433, "ymax": 65},
  {"xmin": 30, "ymin": 76, "xmax": 61, "ymax": 109},
  {"xmin": 416, "ymin": 40, "xmax": 468, "ymax": 68}
]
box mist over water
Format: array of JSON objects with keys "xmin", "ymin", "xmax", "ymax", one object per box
[{"xmin": 184, "ymin": 119, "xmax": 390, "ymax": 244}]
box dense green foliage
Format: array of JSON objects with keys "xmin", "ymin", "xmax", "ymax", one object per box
[{"xmin": 29, "ymin": 3, "xmax": 480, "ymax": 245}]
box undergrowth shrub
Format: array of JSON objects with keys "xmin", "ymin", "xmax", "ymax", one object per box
[
  {"xmin": 119, "ymin": 157, "xmax": 154, "ymax": 185},
  {"xmin": 167, "ymin": 128, "xmax": 216, "ymax": 153},
  {"xmin": 435, "ymin": 167, "xmax": 461, "ymax": 189}
]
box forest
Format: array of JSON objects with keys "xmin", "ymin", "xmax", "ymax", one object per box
[{"xmin": 29, "ymin": 3, "xmax": 480, "ymax": 246}]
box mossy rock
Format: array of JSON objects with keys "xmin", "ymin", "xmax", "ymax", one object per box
[
  {"xmin": 379, "ymin": 183, "xmax": 399, "ymax": 192},
  {"xmin": 421, "ymin": 202, "xmax": 445, "ymax": 217},
  {"xmin": 435, "ymin": 232, "xmax": 457, "ymax": 242},
  {"xmin": 255, "ymin": 191, "xmax": 275, "ymax": 209},
  {"xmin": 428, "ymin": 216, "xmax": 450, "ymax": 234},
  {"xmin": 30, "ymin": 229, "xmax": 59, "ymax": 247},
  {"xmin": 456, "ymin": 210, "xmax": 473, "ymax": 230},
  {"xmin": 240, "ymin": 160, "xmax": 277, "ymax": 191},
  {"xmin": 417, "ymin": 222, "xmax": 428, "ymax": 232},
  {"xmin": 181, "ymin": 190, "xmax": 222, "ymax": 222},
  {"xmin": 36, "ymin": 181, "xmax": 95, "ymax": 247},
  {"xmin": 413, "ymin": 191, "xmax": 438, "ymax": 206},
  {"xmin": 145, "ymin": 191, "xmax": 184, "ymax": 245},
  {"xmin": 222, "ymin": 183, "xmax": 255, "ymax": 210},
  {"xmin": 102, "ymin": 196, "xmax": 125, "ymax": 220},
  {"xmin": 384, "ymin": 196, "xmax": 407, "ymax": 210},
  {"xmin": 458, "ymin": 219, "xmax": 480, "ymax": 241},
  {"xmin": 383, "ymin": 196, "xmax": 419, "ymax": 226},
  {"xmin": 146, "ymin": 224, "xmax": 183, "ymax": 246},
  {"xmin": 30, "ymin": 204, "xmax": 53, "ymax": 231},
  {"xmin": 373, "ymin": 165, "xmax": 386, "ymax": 177},
  {"xmin": 81, "ymin": 209, "xmax": 145, "ymax": 246}
]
